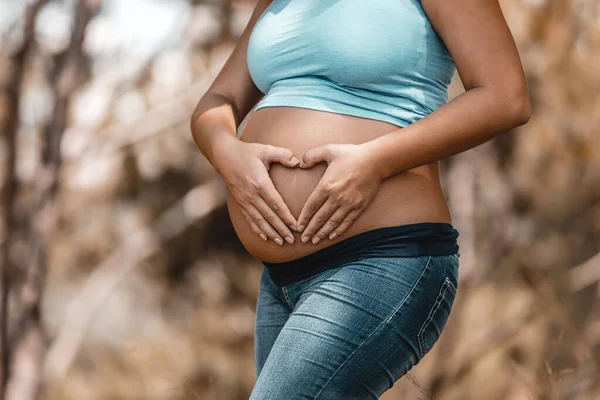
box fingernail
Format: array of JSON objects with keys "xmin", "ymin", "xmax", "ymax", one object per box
[
  {"xmin": 260, "ymin": 233, "xmax": 267, "ymax": 241},
  {"xmin": 289, "ymin": 225, "xmax": 298, "ymax": 232},
  {"xmin": 298, "ymin": 225, "xmax": 305, "ymax": 232},
  {"xmin": 285, "ymin": 236, "xmax": 294, "ymax": 244},
  {"xmin": 290, "ymin": 156, "xmax": 300, "ymax": 166},
  {"xmin": 312, "ymin": 236, "xmax": 321, "ymax": 244},
  {"xmin": 301, "ymin": 236, "xmax": 310, "ymax": 243},
  {"xmin": 274, "ymin": 238, "xmax": 283, "ymax": 246},
  {"xmin": 329, "ymin": 233, "xmax": 337, "ymax": 240}
]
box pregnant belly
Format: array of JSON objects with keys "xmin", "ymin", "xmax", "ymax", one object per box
[{"xmin": 227, "ymin": 107, "xmax": 452, "ymax": 263}]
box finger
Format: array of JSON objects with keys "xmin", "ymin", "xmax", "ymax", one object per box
[
  {"xmin": 297, "ymin": 186, "xmax": 329, "ymax": 234},
  {"xmin": 313, "ymin": 206, "xmax": 352, "ymax": 243},
  {"xmin": 300, "ymin": 144, "xmax": 334, "ymax": 168},
  {"xmin": 300, "ymin": 198, "xmax": 338, "ymax": 244},
  {"xmin": 256, "ymin": 178, "xmax": 298, "ymax": 232},
  {"xmin": 241, "ymin": 207, "xmax": 268, "ymax": 242},
  {"xmin": 244, "ymin": 204, "xmax": 285, "ymax": 246},
  {"xmin": 253, "ymin": 196, "xmax": 295, "ymax": 244},
  {"xmin": 327, "ymin": 208, "xmax": 364, "ymax": 240},
  {"xmin": 262, "ymin": 145, "xmax": 300, "ymax": 168}
]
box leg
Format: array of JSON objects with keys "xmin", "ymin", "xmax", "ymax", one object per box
[
  {"xmin": 254, "ymin": 266, "xmax": 292, "ymax": 378},
  {"xmin": 250, "ymin": 254, "xmax": 459, "ymax": 400}
]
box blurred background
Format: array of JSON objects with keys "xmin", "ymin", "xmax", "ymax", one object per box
[{"xmin": 0, "ymin": 0, "xmax": 599, "ymax": 399}]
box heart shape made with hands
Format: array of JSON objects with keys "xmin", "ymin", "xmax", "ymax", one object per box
[{"xmin": 288, "ymin": 143, "xmax": 384, "ymax": 245}]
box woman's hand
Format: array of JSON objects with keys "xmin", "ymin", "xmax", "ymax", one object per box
[
  {"xmin": 296, "ymin": 143, "xmax": 384, "ymax": 244},
  {"xmin": 214, "ymin": 138, "xmax": 300, "ymax": 245}
]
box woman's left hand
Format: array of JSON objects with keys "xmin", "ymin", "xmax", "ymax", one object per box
[{"xmin": 297, "ymin": 143, "xmax": 384, "ymax": 244}]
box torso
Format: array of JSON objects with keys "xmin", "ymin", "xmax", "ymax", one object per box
[
  {"xmin": 226, "ymin": 107, "xmax": 452, "ymax": 263},
  {"xmin": 227, "ymin": 0, "xmax": 456, "ymax": 263}
]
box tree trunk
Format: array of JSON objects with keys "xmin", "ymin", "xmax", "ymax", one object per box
[{"xmin": 4, "ymin": 1, "xmax": 100, "ymax": 399}]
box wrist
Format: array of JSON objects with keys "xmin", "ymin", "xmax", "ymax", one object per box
[
  {"xmin": 210, "ymin": 133, "xmax": 241, "ymax": 175},
  {"xmin": 361, "ymin": 139, "xmax": 392, "ymax": 181}
]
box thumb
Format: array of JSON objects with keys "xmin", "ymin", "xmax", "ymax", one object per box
[
  {"xmin": 301, "ymin": 145, "xmax": 333, "ymax": 168},
  {"xmin": 262, "ymin": 145, "xmax": 300, "ymax": 168}
]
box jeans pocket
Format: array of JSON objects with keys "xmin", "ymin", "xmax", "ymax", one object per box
[{"xmin": 417, "ymin": 276, "xmax": 457, "ymax": 358}]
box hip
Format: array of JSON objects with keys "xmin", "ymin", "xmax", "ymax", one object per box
[
  {"xmin": 263, "ymin": 221, "xmax": 459, "ymax": 286},
  {"xmin": 252, "ymin": 252, "xmax": 460, "ymax": 398}
]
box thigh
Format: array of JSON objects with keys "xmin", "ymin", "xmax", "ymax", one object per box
[
  {"xmin": 250, "ymin": 254, "xmax": 459, "ymax": 400},
  {"xmin": 254, "ymin": 267, "xmax": 292, "ymax": 378}
]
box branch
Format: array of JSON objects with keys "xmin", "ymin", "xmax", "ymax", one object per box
[
  {"xmin": 62, "ymin": 73, "xmax": 218, "ymax": 166},
  {"xmin": 567, "ymin": 252, "xmax": 600, "ymax": 292},
  {"xmin": 0, "ymin": 1, "xmax": 49, "ymax": 397}
]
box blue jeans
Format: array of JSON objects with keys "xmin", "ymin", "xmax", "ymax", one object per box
[{"xmin": 251, "ymin": 253, "xmax": 459, "ymax": 399}]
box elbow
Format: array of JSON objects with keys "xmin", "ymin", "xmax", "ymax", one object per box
[
  {"xmin": 190, "ymin": 94, "xmax": 214, "ymax": 141},
  {"xmin": 190, "ymin": 102, "xmax": 201, "ymax": 138},
  {"xmin": 513, "ymin": 92, "xmax": 532, "ymax": 127},
  {"xmin": 505, "ymin": 84, "xmax": 532, "ymax": 128}
]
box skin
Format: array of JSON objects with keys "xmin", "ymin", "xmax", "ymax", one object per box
[{"xmin": 190, "ymin": 0, "xmax": 531, "ymax": 263}]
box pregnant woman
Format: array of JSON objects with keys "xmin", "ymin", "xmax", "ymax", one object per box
[{"xmin": 191, "ymin": 0, "xmax": 530, "ymax": 398}]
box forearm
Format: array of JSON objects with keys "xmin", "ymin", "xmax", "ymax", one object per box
[
  {"xmin": 190, "ymin": 93, "xmax": 242, "ymax": 173},
  {"xmin": 364, "ymin": 85, "xmax": 531, "ymax": 180}
]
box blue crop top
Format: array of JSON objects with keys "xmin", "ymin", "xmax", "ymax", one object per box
[{"xmin": 247, "ymin": 0, "xmax": 456, "ymax": 128}]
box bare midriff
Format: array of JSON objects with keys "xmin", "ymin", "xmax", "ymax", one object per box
[{"xmin": 226, "ymin": 107, "xmax": 452, "ymax": 263}]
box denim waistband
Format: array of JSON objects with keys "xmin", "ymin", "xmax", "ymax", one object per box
[{"xmin": 263, "ymin": 222, "xmax": 460, "ymax": 287}]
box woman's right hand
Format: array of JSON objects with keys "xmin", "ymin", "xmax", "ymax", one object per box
[{"xmin": 214, "ymin": 138, "xmax": 300, "ymax": 245}]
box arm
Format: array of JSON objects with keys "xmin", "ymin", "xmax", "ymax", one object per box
[
  {"xmin": 191, "ymin": 0, "xmax": 266, "ymax": 168},
  {"xmin": 295, "ymin": 0, "xmax": 531, "ymax": 243},
  {"xmin": 364, "ymin": 0, "xmax": 531, "ymax": 180},
  {"xmin": 191, "ymin": 0, "xmax": 300, "ymax": 246}
]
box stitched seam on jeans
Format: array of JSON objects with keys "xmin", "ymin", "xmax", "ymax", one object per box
[
  {"xmin": 384, "ymin": 255, "xmax": 432, "ymax": 325},
  {"xmin": 281, "ymin": 287, "xmax": 294, "ymax": 309},
  {"xmin": 446, "ymin": 276, "xmax": 457, "ymax": 295},
  {"xmin": 417, "ymin": 277, "xmax": 451, "ymax": 357},
  {"xmin": 313, "ymin": 255, "xmax": 432, "ymax": 400}
]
